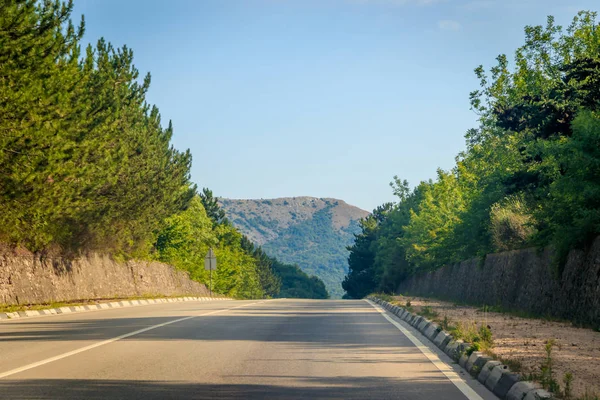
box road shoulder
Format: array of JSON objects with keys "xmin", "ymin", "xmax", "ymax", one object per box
[{"xmin": 366, "ymin": 299, "xmax": 498, "ymax": 400}]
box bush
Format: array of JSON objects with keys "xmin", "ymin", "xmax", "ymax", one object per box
[
  {"xmin": 441, "ymin": 315, "xmax": 455, "ymax": 331},
  {"xmin": 418, "ymin": 305, "xmax": 439, "ymax": 319},
  {"xmin": 451, "ymin": 321, "xmax": 494, "ymax": 352},
  {"xmin": 466, "ymin": 343, "xmax": 480, "ymax": 356},
  {"xmin": 540, "ymin": 339, "xmax": 560, "ymax": 393},
  {"xmin": 490, "ymin": 195, "xmax": 536, "ymax": 252}
]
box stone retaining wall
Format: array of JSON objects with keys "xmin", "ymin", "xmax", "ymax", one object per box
[
  {"xmin": 397, "ymin": 237, "xmax": 600, "ymax": 327},
  {"xmin": 0, "ymin": 251, "xmax": 209, "ymax": 305}
]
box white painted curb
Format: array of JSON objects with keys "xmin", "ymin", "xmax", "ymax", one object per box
[
  {"xmin": 370, "ymin": 296, "xmax": 553, "ymax": 400},
  {"xmin": 0, "ymin": 296, "xmax": 233, "ymax": 321}
]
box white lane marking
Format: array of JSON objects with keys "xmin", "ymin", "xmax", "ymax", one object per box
[
  {"xmin": 366, "ymin": 299, "xmax": 483, "ymax": 400},
  {"xmin": 0, "ymin": 301, "xmax": 258, "ymax": 379}
]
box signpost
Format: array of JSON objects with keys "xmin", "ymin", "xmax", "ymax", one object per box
[{"xmin": 204, "ymin": 248, "xmax": 217, "ymax": 297}]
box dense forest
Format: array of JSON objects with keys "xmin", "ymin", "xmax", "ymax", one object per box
[
  {"xmin": 0, "ymin": 0, "xmax": 327, "ymax": 300},
  {"xmin": 344, "ymin": 11, "xmax": 600, "ymax": 299},
  {"xmin": 261, "ymin": 205, "xmax": 362, "ymax": 298}
]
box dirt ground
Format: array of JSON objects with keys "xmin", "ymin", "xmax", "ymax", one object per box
[{"xmin": 390, "ymin": 295, "xmax": 600, "ymax": 398}]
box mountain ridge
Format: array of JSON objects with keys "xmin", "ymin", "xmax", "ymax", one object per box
[{"xmin": 219, "ymin": 197, "xmax": 369, "ymax": 298}]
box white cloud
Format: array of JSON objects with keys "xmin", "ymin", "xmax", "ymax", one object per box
[{"xmin": 438, "ymin": 19, "xmax": 462, "ymax": 31}]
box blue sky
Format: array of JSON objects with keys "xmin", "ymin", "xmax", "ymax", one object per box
[{"xmin": 73, "ymin": 0, "xmax": 597, "ymax": 212}]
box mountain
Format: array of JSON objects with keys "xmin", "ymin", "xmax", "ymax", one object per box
[{"xmin": 219, "ymin": 197, "xmax": 370, "ymax": 298}]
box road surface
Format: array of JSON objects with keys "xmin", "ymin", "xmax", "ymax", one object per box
[{"xmin": 0, "ymin": 299, "xmax": 496, "ymax": 399}]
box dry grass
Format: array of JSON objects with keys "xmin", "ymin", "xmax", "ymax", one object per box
[{"xmin": 391, "ymin": 295, "xmax": 600, "ymax": 399}]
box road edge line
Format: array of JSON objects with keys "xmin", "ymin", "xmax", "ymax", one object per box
[{"xmin": 365, "ymin": 299, "xmax": 484, "ymax": 400}]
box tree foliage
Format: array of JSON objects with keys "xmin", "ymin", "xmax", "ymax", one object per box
[
  {"xmin": 344, "ymin": 11, "xmax": 600, "ymax": 298},
  {"xmin": 155, "ymin": 195, "xmax": 327, "ymax": 299},
  {"xmin": 273, "ymin": 260, "xmax": 329, "ymax": 299},
  {"xmin": 0, "ymin": 0, "xmax": 194, "ymax": 255},
  {"xmin": 0, "ymin": 1, "xmax": 328, "ymax": 300},
  {"xmin": 262, "ymin": 205, "xmax": 355, "ymax": 298},
  {"xmin": 199, "ymin": 188, "xmax": 227, "ymax": 226}
]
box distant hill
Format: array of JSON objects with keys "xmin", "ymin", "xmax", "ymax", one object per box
[{"xmin": 219, "ymin": 197, "xmax": 370, "ymax": 298}]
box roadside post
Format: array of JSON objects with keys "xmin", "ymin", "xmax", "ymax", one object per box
[{"xmin": 204, "ymin": 248, "xmax": 217, "ymax": 297}]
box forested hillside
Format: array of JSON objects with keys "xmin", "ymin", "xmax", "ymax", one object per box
[
  {"xmin": 0, "ymin": 0, "xmax": 327, "ymax": 300},
  {"xmin": 220, "ymin": 197, "xmax": 369, "ymax": 298},
  {"xmin": 344, "ymin": 11, "xmax": 600, "ymax": 299}
]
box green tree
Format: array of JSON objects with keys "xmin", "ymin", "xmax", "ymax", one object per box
[
  {"xmin": 0, "ymin": 1, "xmax": 195, "ymax": 255},
  {"xmin": 0, "ymin": 0, "xmax": 326, "ymax": 302},
  {"xmin": 343, "ymin": 10, "xmax": 600, "ymax": 294},
  {"xmin": 199, "ymin": 188, "xmax": 227, "ymax": 225},
  {"xmin": 0, "ymin": 0, "xmax": 85, "ymax": 249},
  {"xmin": 536, "ymin": 110, "xmax": 600, "ymax": 267},
  {"xmin": 273, "ymin": 260, "xmax": 329, "ymax": 299},
  {"xmin": 155, "ymin": 196, "xmax": 216, "ymax": 281},
  {"xmin": 470, "ymin": 10, "xmax": 600, "ymax": 266},
  {"xmin": 342, "ymin": 212, "xmax": 380, "ymax": 299},
  {"xmin": 240, "ymin": 236, "xmax": 282, "ymax": 298},
  {"xmin": 401, "ymin": 171, "xmax": 466, "ymax": 270}
]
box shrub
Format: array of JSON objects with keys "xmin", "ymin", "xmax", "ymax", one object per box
[
  {"xmin": 538, "ymin": 339, "xmax": 560, "ymax": 393},
  {"xmin": 466, "ymin": 343, "xmax": 480, "ymax": 356},
  {"xmin": 490, "ymin": 194, "xmax": 536, "ymax": 252},
  {"xmin": 478, "ymin": 325, "xmax": 493, "ymax": 348},
  {"xmin": 563, "ymin": 372, "xmax": 574, "ymax": 400},
  {"xmin": 451, "ymin": 321, "xmax": 494, "ymax": 352},
  {"xmin": 418, "ymin": 305, "xmax": 439, "ymax": 319},
  {"xmin": 441, "ymin": 315, "xmax": 455, "ymax": 331}
]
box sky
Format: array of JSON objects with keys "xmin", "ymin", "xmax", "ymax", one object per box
[{"xmin": 73, "ymin": 0, "xmax": 597, "ymax": 212}]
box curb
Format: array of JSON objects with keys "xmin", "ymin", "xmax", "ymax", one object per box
[
  {"xmin": 0, "ymin": 296, "xmax": 233, "ymax": 321},
  {"xmin": 369, "ymin": 296, "xmax": 553, "ymax": 400}
]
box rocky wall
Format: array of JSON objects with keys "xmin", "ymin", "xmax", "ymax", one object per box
[
  {"xmin": 0, "ymin": 251, "xmax": 209, "ymax": 305},
  {"xmin": 397, "ymin": 237, "xmax": 600, "ymax": 326}
]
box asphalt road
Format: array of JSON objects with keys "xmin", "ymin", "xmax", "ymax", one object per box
[{"xmin": 0, "ymin": 299, "xmax": 496, "ymax": 399}]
